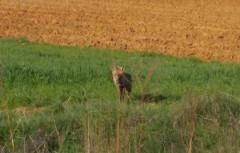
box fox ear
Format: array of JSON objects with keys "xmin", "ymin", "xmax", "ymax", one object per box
[{"xmin": 120, "ymin": 67, "xmax": 124, "ymax": 71}]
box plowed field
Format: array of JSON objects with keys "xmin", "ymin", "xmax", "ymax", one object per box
[{"xmin": 1, "ymin": 0, "xmax": 240, "ymax": 62}]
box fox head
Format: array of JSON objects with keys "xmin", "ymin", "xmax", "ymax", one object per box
[{"xmin": 112, "ymin": 66, "xmax": 124, "ymax": 76}]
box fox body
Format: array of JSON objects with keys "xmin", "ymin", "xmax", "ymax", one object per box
[{"xmin": 112, "ymin": 66, "xmax": 132, "ymax": 101}]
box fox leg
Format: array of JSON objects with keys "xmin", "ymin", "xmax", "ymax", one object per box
[
  {"xmin": 116, "ymin": 87, "xmax": 121, "ymax": 102},
  {"xmin": 126, "ymin": 90, "xmax": 131, "ymax": 102},
  {"xmin": 119, "ymin": 87, "xmax": 125, "ymax": 102}
]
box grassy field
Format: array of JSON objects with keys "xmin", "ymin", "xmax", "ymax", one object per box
[{"xmin": 0, "ymin": 38, "xmax": 240, "ymax": 152}]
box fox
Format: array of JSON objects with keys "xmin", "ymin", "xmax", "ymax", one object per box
[{"xmin": 112, "ymin": 66, "xmax": 132, "ymax": 102}]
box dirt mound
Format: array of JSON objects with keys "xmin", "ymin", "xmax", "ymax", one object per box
[{"xmin": 0, "ymin": 0, "xmax": 240, "ymax": 62}]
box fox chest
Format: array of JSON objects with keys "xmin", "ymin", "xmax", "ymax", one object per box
[{"xmin": 113, "ymin": 75, "xmax": 120, "ymax": 86}]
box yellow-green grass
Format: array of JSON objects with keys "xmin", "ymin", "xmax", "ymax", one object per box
[{"xmin": 0, "ymin": 38, "xmax": 240, "ymax": 153}]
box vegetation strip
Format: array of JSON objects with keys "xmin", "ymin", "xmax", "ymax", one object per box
[{"xmin": 0, "ymin": 38, "xmax": 240, "ymax": 152}]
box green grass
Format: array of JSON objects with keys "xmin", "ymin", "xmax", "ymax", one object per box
[{"xmin": 0, "ymin": 38, "xmax": 240, "ymax": 153}]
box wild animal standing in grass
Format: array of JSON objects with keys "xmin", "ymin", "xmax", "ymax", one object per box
[{"xmin": 112, "ymin": 66, "xmax": 132, "ymax": 102}]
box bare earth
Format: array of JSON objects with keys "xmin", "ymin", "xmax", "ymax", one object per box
[{"xmin": 1, "ymin": 0, "xmax": 240, "ymax": 62}]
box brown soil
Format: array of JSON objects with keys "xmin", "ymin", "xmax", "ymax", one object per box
[{"xmin": 1, "ymin": 0, "xmax": 240, "ymax": 63}]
